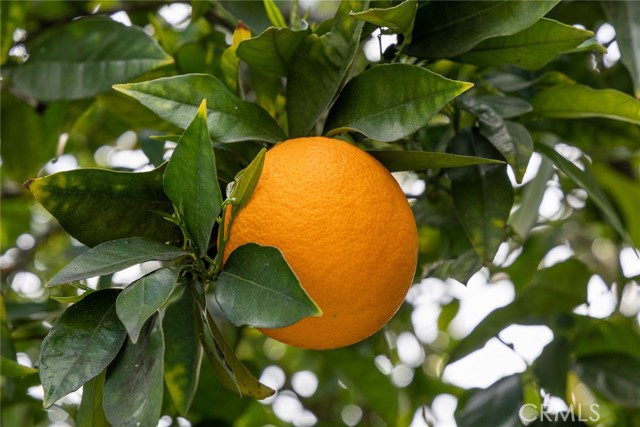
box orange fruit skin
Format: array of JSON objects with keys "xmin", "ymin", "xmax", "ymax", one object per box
[{"xmin": 224, "ymin": 137, "xmax": 418, "ymax": 350}]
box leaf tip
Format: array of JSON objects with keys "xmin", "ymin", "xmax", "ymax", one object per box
[
  {"xmin": 23, "ymin": 178, "xmax": 35, "ymax": 191},
  {"xmin": 197, "ymin": 99, "xmax": 208, "ymax": 119}
]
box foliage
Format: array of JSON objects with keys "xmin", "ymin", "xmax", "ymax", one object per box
[{"xmin": 1, "ymin": 1, "xmax": 639, "ymax": 426}]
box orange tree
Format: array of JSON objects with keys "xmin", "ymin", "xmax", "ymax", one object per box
[{"xmin": 1, "ymin": 1, "xmax": 639, "ymax": 426}]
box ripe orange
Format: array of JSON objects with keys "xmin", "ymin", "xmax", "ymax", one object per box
[{"xmin": 223, "ymin": 137, "xmax": 418, "ymax": 349}]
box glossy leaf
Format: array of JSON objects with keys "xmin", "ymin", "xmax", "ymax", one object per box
[
  {"xmin": 25, "ymin": 164, "xmax": 182, "ymax": 248},
  {"xmin": 368, "ymin": 150, "xmax": 503, "ymax": 172},
  {"xmin": 103, "ymin": 315, "xmax": 164, "ymax": 427},
  {"xmin": 11, "ymin": 17, "xmax": 172, "ymax": 101},
  {"xmin": 458, "ymin": 18, "xmax": 594, "ymax": 70},
  {"xmin": 530, "ymin": 84, "xmax": 640, "ymax": 125},
  {"xmin": 47, "ymin": 237, "xmax": 187, "ymax": 286},
  {"xmin": 350, "ymin": 0, "xmax": 417, "ymax": 35},
  {"xmin": 264, "ymin": 0, "xmax": 287, "ymax": 28},
  {"xmin": 76, "ymin": 372, "xmax": 109, "ymax": 427},
  {"xmin": 448, "ymin": 129, "xmax": 513, "ymax": 262},
  {"xmin": 325, "ymin": 64, "xmax": 473, "ymax": 142},
  {"xmin": 116, "ymin": 267, "xmax": 181, "ymax": 344},
  {"xmin": 602, "ymin": 1, "xmax": 640, "ymax": 99},
  {"xmin": 216, "ymin": 243, "xmax": 320, "ymax": 328},
  {"xmin": 286, "ymin": 0, "xmax": 368, "ymax": 137},
  {"xmin": 537, "ymin": 143, "xmax": 632, "ymax": 246},
  {"xmin": 476, "ymin": 95, "xmax": 533, "ymax": 118},
  {"xmin": 39, "ymin": 289, "xmax": 126, "ymax": 407},
  {"xmin": 113, "ymin": 74, "xmax": 286, "ymax": 143},
  {"xmin": 236, "ymin": 24, "xmax": 311, "ymax": 77},
  {"xmin": 163, "ymin": 288, "xmax": 202, "ymax": 416},
  {"xmin": 164, "ymin": 100, "xmax": 221, "ymax": 257},
  {"xmin": 574, "ymin": 354, "xmax": 640, "ymax": 408},
  {"xmin": 455, "ymin": 374, "xmax": 522, "ymax": 427},
  {"xmin": 226, "ymin": 148, "xmax": 266, "ymax": 221},
  {"xmin": 406, "ymin": 0, "xmax": 559, "ymax": 58},
  {"xmin": 458, "ymin": 96, "xmax": 533, "ymax": 182},
  {"xmin": 449, "ymin": 259, "xmax": 590, "ymax": 363}
]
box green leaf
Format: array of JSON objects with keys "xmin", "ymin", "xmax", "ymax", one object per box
[
  {"xmin": 76, "ymin": 371, "xmax": 109, "ymax": 427},
  {"xmin": 286, "ymin": 0, "xmax": 368, "ymax": 137},
  {"xmin": 476, "ymin": 95, "xmax": 533, "ymax": 119},
  {"xmin": 350, "ymin": 0, "xmax": 418, "ymax": 35},
  {"xmin": 534, "ymin": 336, "xmax": 571, "ymax": 397},
  {"xmin": 602, "ymin": 1, "xmax": 640, "ymax": 99},
  {"xmin": 407, "ymin": 0, "xmax": 560, "ymax": 58},
  {"xmin": 458, "ymin": 96, "xmax": 533, "ymax": 182},
  {"xmin": 458, "ymin": 18, "xmax": 594, "ymax": 70},
  {"xmin": 449, "ymin": 259, "xmax": 590, "ymax": 363},
  {"xmin": 11, "ymin": 17, "xmax": 172, "ymax": 102},
  {"xmin": 264, "ymin": 0, "xmax": 287, "ymax": 28},
  {"xmin": 455, "ymin": 375, "xmax": 523, "ymax": 427},
  {"xmin": 226, "ymin": 148, "xmax": 266, "ymax": 218},
  {"xmin": 164, "ymin": 100, "xmax": 222, "ymax": 257},
  {"xmin": 591, "ymin": 164, "xmax": 640, "ymax": 247},
  {"xmin": 368, "ymin": 150, "xmax": 503, "ymax": 172},
  {"xmin": 103, "ymin": 314, "xmax": 164, "ymax": 427},
  {"xmin": 572, "ymin": 316, "xmax": 640, "ymax": 360},
  {"xmin": 0, "ymin": 356, "xmax": 38, "ymax": 378},
  {"xmin": 220, "ymin": 23, "xmax": 252, "ymax": 93},
  {"xmin": 39, "ymin": 289, "xmax": 126, "ymax": 407},
  {"xmin": 189, "ymin": 282, "xmax": 274, "ymax": 399},
  {"xmin": 530, "ymin": 84, "xmax": 640, "ymax": 124},
  {"xmin": 25, "ymin": 164, "xmax": 182, "ymax": 248},
  {"xmin": 0, "ymin": 197, "xmax": 31, "ymax": 254},
  {"xmin": 216, "ymin": 243, "xmax": 320, "ymax": 328},
  {"xmin": 47, "ymin": 237, "xmax": 187, "ymax": 287},
  {"xmin": 573, "ymin": 354, "xmax": 640, "ymax": 408},
  {"xmin": 536, "ymin": 143, "xmax": 632, "ymax": 246},
  {"xmin": 325, "ymin": 64, "xmax": 473, "ymax": 142},
  {"xmin": 236, "ymin": 24, "xmax": 311, "ymax": 77},
  {"xmin": 163, "ymin": 288, "xmax": 202, "ymax": 416},
  {"xmin": 508, "ymin": 156, "xmax": 555, "ymax": 240},
  {"xmin": 113, "ymin": 74, "xmax": 286, "ymax": 143},
  {"xmin": 116, "ymin": 267, "xmax": 181, "ymax": 344},
  {"xmin": 448, "ymin": 129, "xmax": 514, "ymax": 262}
]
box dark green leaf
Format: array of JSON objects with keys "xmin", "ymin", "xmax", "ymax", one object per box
[
  {"xmin": 448, "ymin": 129, "xmax": 514, "ymax": 262},
  {"xmin": 11, "ymin": 17, "xmax": 172, "ymax": 101},
  {"xmin": 226, "ymin": 148, "xmax": 266, "ymax": 218},
  {"xmin": 25, "ymin": 164, "xmax": 182, "ymax": 248},
  {"xmin": 350, "ymin": 0, "xmax": 417, "ymax": 35},
  {"xmin": 104, "ymin": 315, "xmax": 164, "ymax": 427},
  {"xmin": 39, "ymin": 289, "xmax": 126, "ymax": 407},
  {"xmin": 476, "ymin": 95, "xmax": 533, "ymax": 119},
  {"xmin": 572, "ymin": 316, "xmax": 640, "ymax": 359},
  {"xmin": 431, "ymin": 249, "xmax": 483, "ymax": 284},
  {"xmin": 602, "ymin": 1, "xmax": 640, "ymax": 99},
  {"xmin": 574, "ymin": 354, "xmax": 640, "ymax": 408},
  {"xmin": 47, "ymin": 237, "xmax": 187, "ymax": 286},
  {"xmin": 449, "ymin": 259, "xmax": 590, "ymax": 363},
  {"xmin": 407, "ymin": 1, "xmax": 559, "ymax": 58},
  {"xmin": 458, "ymin": 18, "xmax": 594, "ymax": 70},
  {"xmin": 286, "ymin": 0, "xmax": 368, "ymax": 137},
  {"xmin": 116, "ymin": 267, "xmax": 181, "ymax": 344},
  {"xmin": 237, "ymin": 24, "xmax": 311, "ymax": 77},
  {"xmin": 530, "ymin": 84, "xmax": 640, "ymax": 124},
  {"xmin": 113, "ymin": 74, "xmax": 286, "ymax": 143},
  {"xmin": 191, "ymin": 285, "xmax": 274, "ymax": 399},
  {"xmin": 458, "ymin": 96, "xmax": 533, "ymax": 182},
  {"xmin": 455, "ymin": 374, "xmax": 523, "ymax": 427},
  {"xmin": 76, "ymin": 371, "xmax": 109, "ymax": 427},
  {"xmin": 537, "ymin": 143, "xmax": 632, "ymax": 246},
  {"xmin": 534, "ymin": 336, "xmax": 571, "ymax": 397},
  {"xmin": 216, "ymin": 243, "xmax": 320, "ymax": 328},
  {"xmin": 164, "ymin": 100, "xmax": 222, "ymax": 257},
  {"xmin": 163, "ymin": 288, "xmax": 202, "ymax": 416},
  {"xmin": 369, "ymin": 150, "xmax": 503, "ymax": 172},
  {"xmin": 325, "ymin": 64, "xmax": 473, "ymax": 142}
]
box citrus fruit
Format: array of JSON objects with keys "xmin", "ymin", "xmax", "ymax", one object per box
[{"xmin": 224, "ymin": 137, "xmax": 418, "ymax": 349}]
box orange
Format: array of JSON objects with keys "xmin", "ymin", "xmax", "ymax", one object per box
[{"xmin": 223, "ymin": 137, "xmax": 418, "ymax": 349}]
